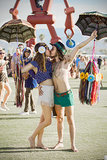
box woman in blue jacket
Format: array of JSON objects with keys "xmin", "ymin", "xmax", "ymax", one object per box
[{"xmin": 20, "ymin": 47, "xmax": 37, "ymax": 115}]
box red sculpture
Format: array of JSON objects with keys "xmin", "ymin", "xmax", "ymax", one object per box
[{"xmin": 9, "ymin": 0, "xmax": 75, "ymax": 47}]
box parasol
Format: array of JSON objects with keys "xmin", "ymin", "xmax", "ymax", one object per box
[
  {"xmin": 0, "ymin": 19, "xmax": 36, "ymax": 43},
  {"xmin": 75, "ymin": 11, "xmax": 107, "ymax": 40}
]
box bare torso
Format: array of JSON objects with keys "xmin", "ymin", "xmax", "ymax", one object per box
[
  {"xmin": 40, "ymin": 79, "xmax": 53, "ymax": 86},
  {"xmin": 52, "ymin": 60, "xmax": 71, "ymax": 93}
]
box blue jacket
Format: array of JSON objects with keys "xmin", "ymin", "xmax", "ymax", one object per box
[
  {"xmin": 29, "ymin": 59, "xmax": 52, "ymax": 84},
  {"xmin": 21, "ymin": 57, "xmax": 37, "ymax": 88}
]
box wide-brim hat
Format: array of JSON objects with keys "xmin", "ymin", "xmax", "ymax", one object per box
[{"xmin": 50, "ymin": 41, "xmax": 67, "ymax": 55}]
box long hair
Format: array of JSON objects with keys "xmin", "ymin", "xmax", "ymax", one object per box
[
  {"xmin": 57, "ymin": 50, "xmax": 65, "ymax": 61},
  {"xmin": 33, "ymin": 42, "xmax": 48, "ymax": 72}
]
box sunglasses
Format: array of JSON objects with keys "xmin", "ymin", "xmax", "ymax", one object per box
[{"xmin": 0, "ymin": 52, "xmax": 5, "ymax": 55}]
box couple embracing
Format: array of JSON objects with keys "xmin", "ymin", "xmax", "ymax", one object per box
[{"xmin": 21, "ymin": 30, "xmax": 97, "ymax": 152}]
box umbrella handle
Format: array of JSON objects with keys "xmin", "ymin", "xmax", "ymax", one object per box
[
  {"xmin": 90, "ymin": 39, "xmax": 96, "ymax": 74},
  {"xmin": 92, "ymin": 39, "xmax": 96, "ymax": 60}
]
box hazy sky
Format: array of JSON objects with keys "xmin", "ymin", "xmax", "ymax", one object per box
[{"xmin": 0, "ymin": 0, "xmax": 107, "ymax": 29}]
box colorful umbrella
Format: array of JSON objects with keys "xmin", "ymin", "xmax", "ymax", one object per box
[
  {"xmin": 75, "ymin": 11, "xmax": 107, "ymax": 40},
  {"xmin": 0, "ymin": 19, "xmax": 36, "ymax": 43}
]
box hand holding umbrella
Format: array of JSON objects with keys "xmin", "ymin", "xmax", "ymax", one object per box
[
  {"xmin": 75, "ymin": 11, "xmax": 107, "ymax": 40},
  {"xmin": 90, "ymin": 30, "xmax": 97, "ymax": 40}
]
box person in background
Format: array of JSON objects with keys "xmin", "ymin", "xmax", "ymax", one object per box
[
  {"xmin": 20, "ymin": 47, "xmax": 37, "ymax": 115},
  {"xmin": 11, "ymin": 43, "xmax": 24, "ymax": 105},
  {"xmin": 6, "ymin": 53, "xmax": 12, "ymax": 77},
  {"xmin": 97, "ymin": 56, "xmax": 102, "ymax": 69},
  {"xmin": 75, "ymin": 55, "xmax": 80, "ymax": 68},
  {"xmin": 0, "ymin": 49, "xmax": 11, "ymax": 111},
  {"xmin": 78, "ymin": 56, "xmax": 86, "ymax": 73}
]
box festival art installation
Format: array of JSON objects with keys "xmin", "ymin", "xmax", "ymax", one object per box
[
  {"xmin": 5, "ymin": 0, "xmax": 75, "ymax": 107},
  {"xmin": 9, "ymin": 0, "xmax": 75, "ymax": 47}
]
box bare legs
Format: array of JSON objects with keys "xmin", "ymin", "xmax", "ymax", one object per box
[
  {"xmin": 53, "ymin": 105, "xmax": 78, "ymax": 152},
  {"xmin": 36, "ymin": 114, "xmax": 45, "ymax": 148},
  {"xmin": 53, "ymin": 105, "xmax": 64, "ymax": 149},
  {"xmin": 28, "ymin": 104, "xmax": 78, "ymax": 151},
  {"xmin": 0, "ymin": 82, "xmax": 4, "ymax": 105},
  {"xmin": 2, "ymin": 83, "xmax": 11, "ymax": 107},
  {"xmin": 29, "ymin": 105, "xmax": 52, "ymax": 149},
  {"xmin": 0, "ymin": 82, "xmax": 11, "ymax": 109},
  {"xmin": 65, "ymin": 106, "xmax": 78, "ymax": 152}
]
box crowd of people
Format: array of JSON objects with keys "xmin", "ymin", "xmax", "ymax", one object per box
[
  {"xmin": 0, "ymin": 30, "xmax": 106, "ymax": 151},
  {"xmin": 70, "ymin": 54, "xmax": 106, "ymax": 80}
]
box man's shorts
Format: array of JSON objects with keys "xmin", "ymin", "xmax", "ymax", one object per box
[{"xmin": 54, "ymin": 89, "xmax": 74, "ymax": 107}]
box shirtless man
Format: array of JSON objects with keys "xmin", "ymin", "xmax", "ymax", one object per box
[{"xmin": 50, "ymin": 30, "xmax": 97, "ymax": 152}]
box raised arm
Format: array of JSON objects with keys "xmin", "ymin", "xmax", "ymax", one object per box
[{"xmin": 66, "ymin": 30, "xmax": 97, "ymax": 63}]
